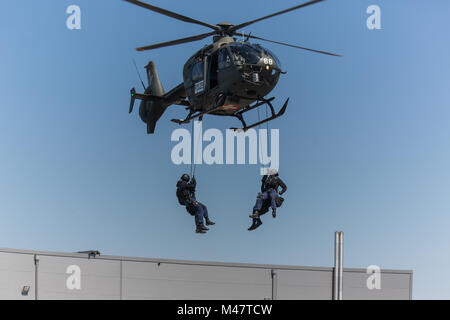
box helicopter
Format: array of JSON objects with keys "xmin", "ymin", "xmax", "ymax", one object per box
[{"xmin": 126, "ymin": 0, "xmax": 341, "ymax": 134}]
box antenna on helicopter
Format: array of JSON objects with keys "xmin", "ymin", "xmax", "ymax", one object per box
[
  {"xmin": 132, "ymin": 59, "xmax": 146, "ymax": 90},
  {"xmin": 245, "ymin": 32, "xmax": 252, "ymax": 42}
]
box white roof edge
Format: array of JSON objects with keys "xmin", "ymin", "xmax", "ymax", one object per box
[{"xmin": 0, "ymin": 247, "xmax": 413, "ymax": 274}]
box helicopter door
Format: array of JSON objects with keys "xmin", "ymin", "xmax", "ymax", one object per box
[
  {"xmin": 192, "ymin": 59, "xmax": 205, "ymax": 96},
  {"xmin": 218, "ymin": 47, "xmax": 232, "ymax": 69},
  {"xmin": 209, "ymin": 52, "xmax": 219, "ymax": 89}
]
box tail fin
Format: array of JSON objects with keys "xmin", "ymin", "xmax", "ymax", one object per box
[
  {"xmin": 141, "ymin": 61, "xmax": 167, "ymax": 133},
  {"xmin": 145, "ymin": 61, "xmax": 164, "ymax": 96}
]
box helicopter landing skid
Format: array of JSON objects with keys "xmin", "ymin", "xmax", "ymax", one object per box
[
  {"xmin": 170, "ymin": 104, "xmax": 224, "ymax": 125},
  {"xmin": 230, "ymin": 97, "xmax": 289, "ymax": 132}
]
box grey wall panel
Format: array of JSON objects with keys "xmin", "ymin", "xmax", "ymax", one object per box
[
  {"xmin": 0, "ymin": 252, "xmax": 35, "ymax": 300},
  {"xmin": 122, "ymin": 261, "xmax": 272, "ymax": 300},
  {"xmin": 276, "ymin": 269, "xmax": 333, "ymax": 300},
  {"xmin": 0, "ymin": 249, "xmax": 413, "ymax": 300},
  {"xmin": 343, "ymin": 271, "xmax": 412, "ymax": 300},
  {"xmin": 38, "ymin": 256, "xmax": 120, "ymax": 300}
]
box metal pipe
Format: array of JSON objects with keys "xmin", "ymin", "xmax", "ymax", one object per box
[
  {"xmin": 333, "ymin": 231, "xmax": 344, "ymax": 300},
  {"xmin": 271, "ymin": 269, "xmax": 278, "ymax": 300},
  {"xmin": 333, "ymin": 231, "xmax": 339, "ymax": 300},
  {"xmin": 120, "ymin": 260, "xmax": 123, "ymax": 300},
  {"xmin": 338, "ymin": 232, "xmax": 344, "ymax": 300},
  {"xmin": 34, "ymin": 255, "xmax": 39, "ymax": 300}
]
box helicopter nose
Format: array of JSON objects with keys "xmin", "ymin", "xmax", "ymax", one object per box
[
  {"xmin": 260, "ymin": 55, "xmax": 278, "ymax": 72},
  {"xmin": 255, "ymin": 57, "xmax": 279, "ymax": 77}
]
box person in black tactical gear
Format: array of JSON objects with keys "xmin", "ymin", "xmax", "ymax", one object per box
[
  {"xmin": 176, "ymin": 173, "xmax": 215, "ymax": 234},
  {"xmin": 248, "ymin": 170, "xmax": 287, "ymax": 231}
]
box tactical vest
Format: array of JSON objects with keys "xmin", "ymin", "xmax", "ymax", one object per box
[{"xmin": 176, "ymin": 187, "xmax": 187, "ymax": 205}]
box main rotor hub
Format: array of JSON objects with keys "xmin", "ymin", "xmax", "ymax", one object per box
[
  {"xmin": 216, "ymin": 22, "xmax": 234, "ymax": 28},
  {"xmin": 216, "ymin": 22, "xmax": 234, "ymax": 35}
]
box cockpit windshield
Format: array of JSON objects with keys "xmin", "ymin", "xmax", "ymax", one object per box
[
  {"xmin": 229, "ymin": 43, "xmax": 262, "ymax": 65},
  {"xmin": 254, "ymin": 44, "xmax": 281, "ymax": 68}
]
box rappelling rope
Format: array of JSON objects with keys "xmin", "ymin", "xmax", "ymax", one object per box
[
  {"xmin": 256, "ymin": 105, "xmax": 264, "ymax": 174},
  {"xmin": 190, "ymin": 117, "xmax": 203, "ymax": 178},
  {"xmin": 265, "ymin": 103, "xmax": 269, "ymax": 168},
  {"xmin": 193, "ymin": 118, "xmax": 202, "ymax": 178},
  {"xmin": 257, "ymin": 102, "xmax": 271, "ymax": 175},
  {"xmin": 190, "ymin": 120, "xmax": 194, "ymax": 178}
]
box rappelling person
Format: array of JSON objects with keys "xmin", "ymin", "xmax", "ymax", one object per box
[
  {"xmin": 176, "ymin": 173, "xmax": 215, "ymax": 234},
  {"xmin": 248, "ymin": 170, "xmax": 287, "ymax": 231}
]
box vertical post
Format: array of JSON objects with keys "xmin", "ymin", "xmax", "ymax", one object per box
[
  {"xmin": 333, "ymin": 232, "xmax": 339, "ymax": 300},
  {"xmin": 34, "ymin": 255, "xmax": 39, "ymax": 300},
  {"xmin": 338, "ymin": 231, "xmax": 344, "ymax": 300},
  {"xmin": 271, "ymin": 269, "xmax": 277, "ymax": 300},
  {"xmin": 120, "ymin": 260, "xmax": 123, "ymax": 300},
  {"xmin": 333, "ymin": 231, "xmax": 344, "ymax": 300}
]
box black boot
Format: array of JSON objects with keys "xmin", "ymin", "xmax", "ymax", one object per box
[
  {"xmin": 272, "ymin": 208, "xmax": 277, "ymax": 218},
  {"xmin": 200, "ymin": 223, "xmax": 209, "ymax": 231},
  {"xmin": 248, "ymin": 218, "xmax": 263, "ymax": 231},
  {"xmin": 249, "ymin": 210, "xmax": 260, "ymax": 219},
  {"xmin": 205, "ymin": 218, "xmax": 215, "ymax": 226},
  {"xmin": 196, "ymin": 224, "xmax": 207, "ymax": 234}
]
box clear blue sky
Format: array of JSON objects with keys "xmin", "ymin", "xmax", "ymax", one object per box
[{"xmin": 1, "ymin": 0, "xmax": 449, "ymax": 299}]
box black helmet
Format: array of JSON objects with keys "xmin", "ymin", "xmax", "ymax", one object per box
[{"xmin": 181, "ymin": 173, "xmax": 190, "ymax": 182}]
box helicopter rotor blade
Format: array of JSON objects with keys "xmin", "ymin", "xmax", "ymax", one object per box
[
  {"xmin": 136, "ymin": 31, "xmax": 216, "ymax": 51},
  {"xmin": 236, "ymin": 32, "xmax": 341, "ymax": 57},
  {"xmin": 229, "ymin": 0, "xmax": 326, "ymax": 33},
  {"xmin": 123, "ymin": 0, "xmax": 220, "ymax": 31}
]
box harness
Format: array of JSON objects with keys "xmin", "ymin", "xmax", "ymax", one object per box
[
  {"xmin": 264, "ymin": 176, "xmax": 279, "ymax": 192},
  {"xmin": 176, "ymin": 182, "xmax": 198, "ymax": 216}
]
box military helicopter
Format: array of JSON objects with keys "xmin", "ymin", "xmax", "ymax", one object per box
[{"xmin": 126, "ymin": 0, "xmax": 340, "ymax": 134}]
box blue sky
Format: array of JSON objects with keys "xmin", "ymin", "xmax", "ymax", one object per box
[{"xmin": 1, "ymin": 0, "xmax": 449, "ymax": 299}]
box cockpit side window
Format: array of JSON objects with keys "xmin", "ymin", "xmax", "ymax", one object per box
[
  {"xmin": 192, "ymin": 60, "xmax": 204, "ymax": 81},
  {"xmin": 218, "ymin": 48, "xmax": 232, "ymax": 69}
]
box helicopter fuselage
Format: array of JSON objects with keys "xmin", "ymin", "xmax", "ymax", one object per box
[{"xmin": 182, "ymin": 37, "xmax": 282, "ymax": 116}]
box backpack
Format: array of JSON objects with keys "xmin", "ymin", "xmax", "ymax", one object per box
[{"xmin": 176, "ymin": 187, "xmax": 187, "ymax": 205}]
